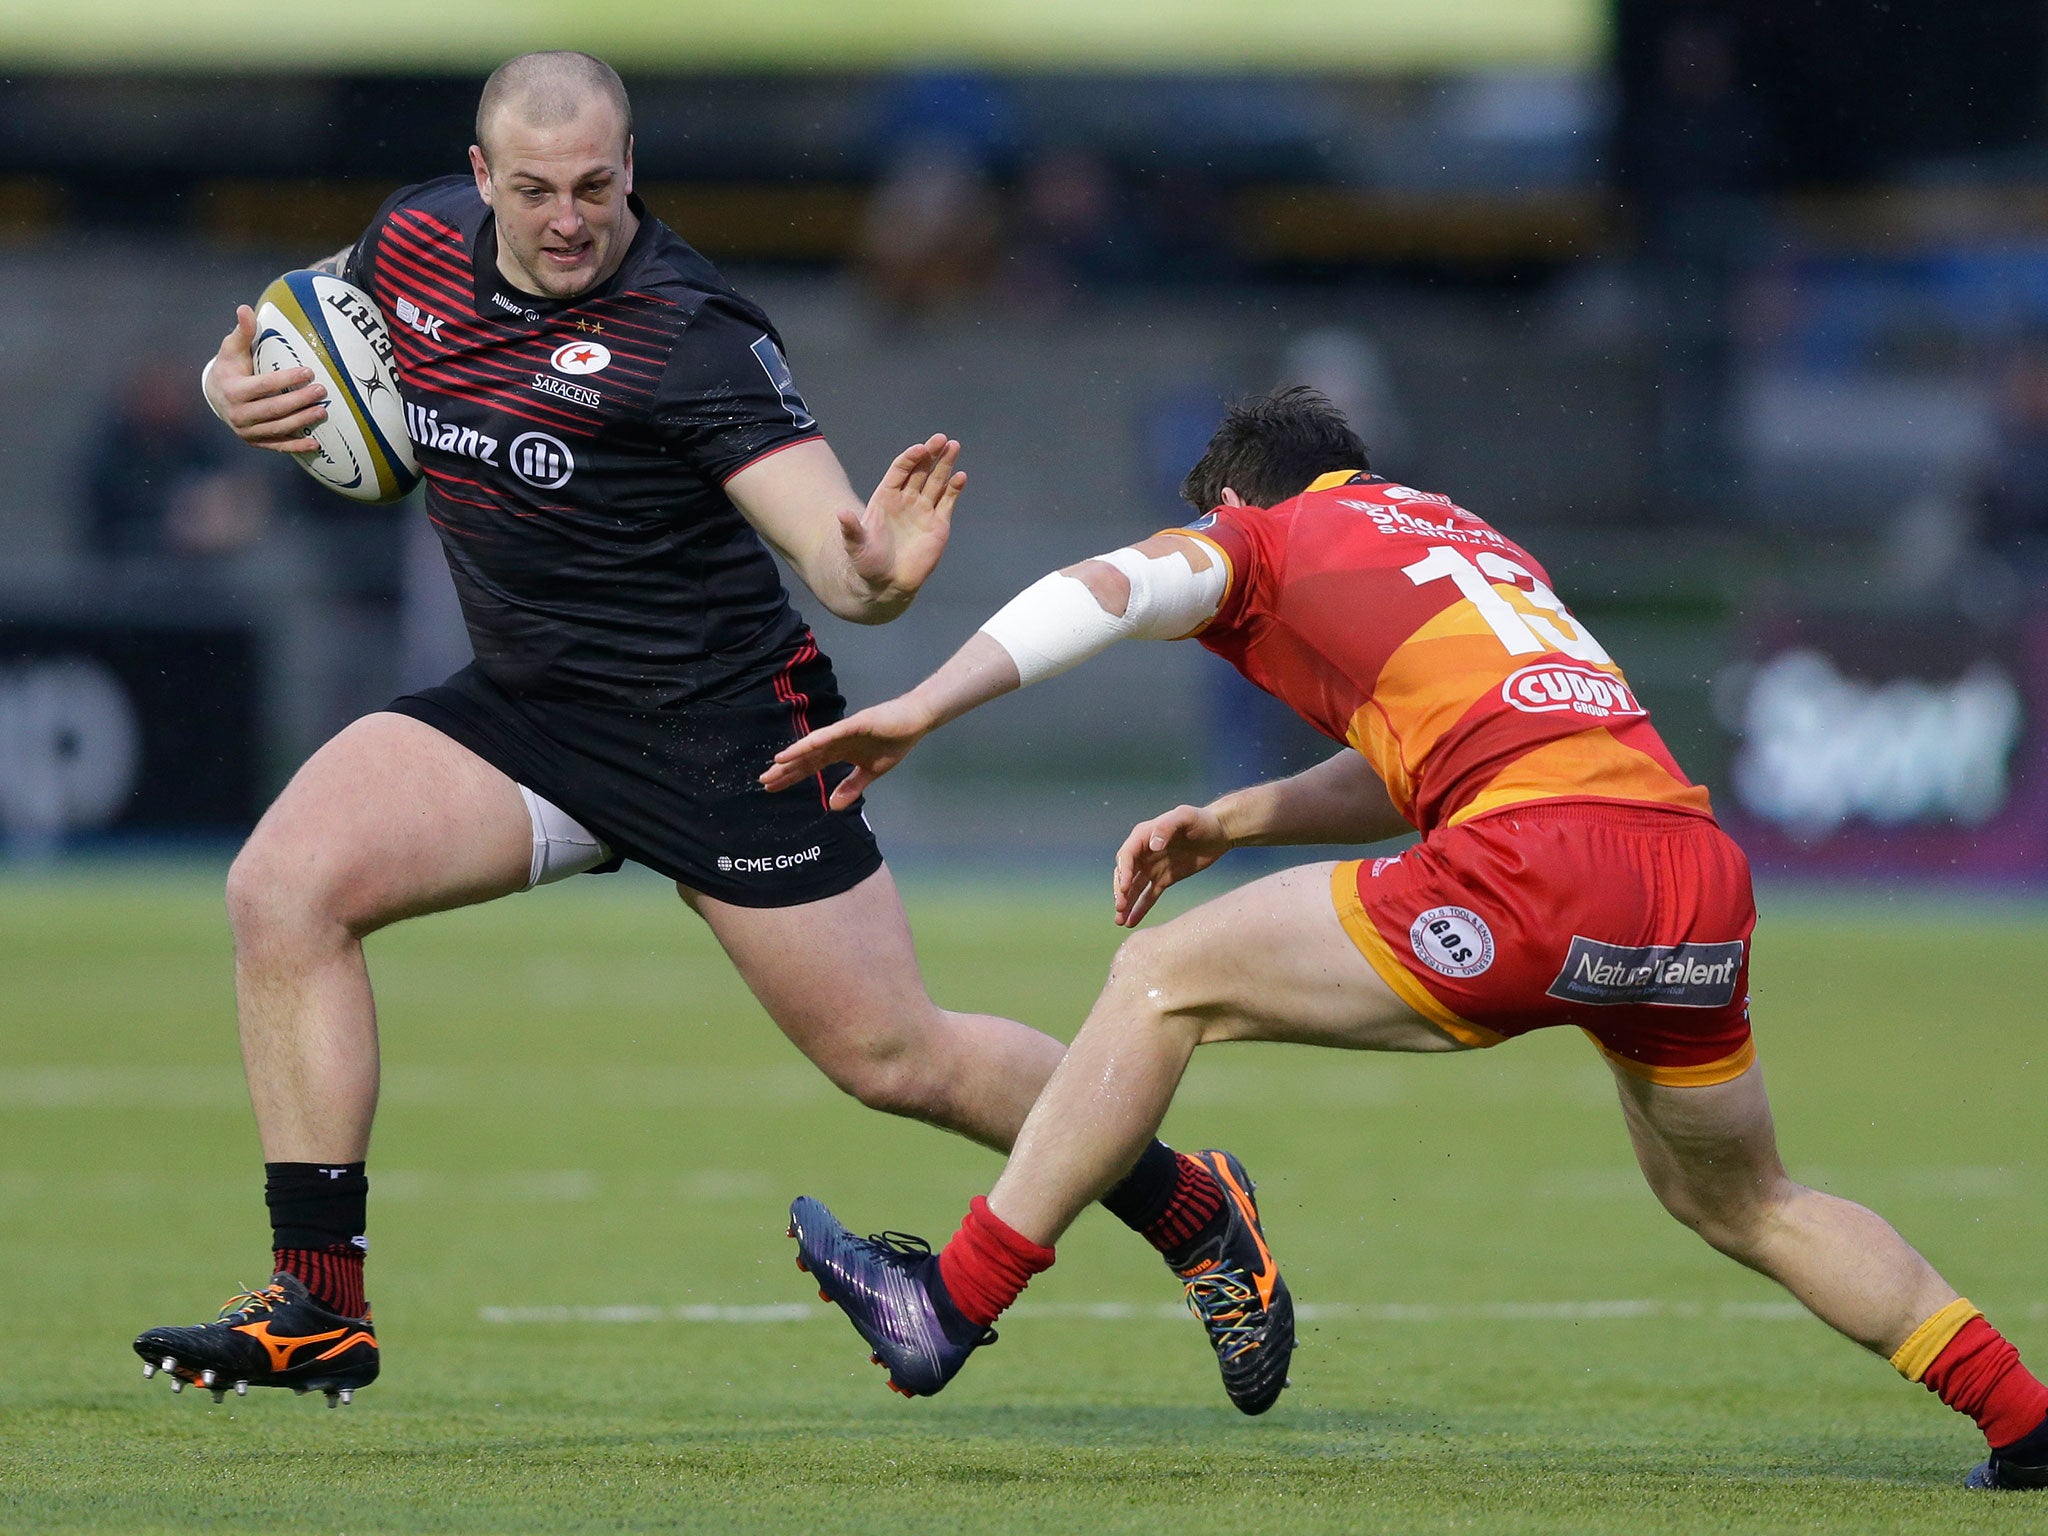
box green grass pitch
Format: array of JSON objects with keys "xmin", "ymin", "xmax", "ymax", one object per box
[{"xmin": 0, "ymin": 865, "xmax": 2041, "ymax": 1533}]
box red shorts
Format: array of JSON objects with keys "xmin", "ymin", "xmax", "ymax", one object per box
[{"xmin": 1332, "ymin": 801, "xmax": 1757, "ymax": 1086}]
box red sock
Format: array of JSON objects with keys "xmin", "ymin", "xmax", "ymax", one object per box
[
  {"xmin": 1143, "ymin": 1152, "xmax": 1228, "ymax": 1255},
  {"xmin": 275, "ymin": 1245, "xmax": 367, "ymax": 1319},
  {"xmin": 1923, "ymin": 1317, "xmax": 2048, "ymax": 1450},
  {"xmin": 936, "ymin": 1197, "xmax": 1054, "ymax": 1328}
]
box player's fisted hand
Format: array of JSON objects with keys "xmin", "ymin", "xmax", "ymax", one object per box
[
  {"xmin": 1112, "ymin": 804, "xmax": 1233, "ymax": 928},
  {"xmin": 207, "ymin": 305, "xmax": 328, "ymax": 455}
]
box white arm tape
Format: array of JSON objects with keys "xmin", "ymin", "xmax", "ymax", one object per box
[
  {"xmin": 200, "ymin": 357, "xmax": 227, "ymax": 422},
  {"xmin": 978, "ymin": 546, "xmax": 1226, "ymax": 687}
]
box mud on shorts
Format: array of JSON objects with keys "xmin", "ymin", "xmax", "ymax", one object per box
[
  {"xmin": 388, "ymin": 646, "xmax": 883, "ymax": 909},
  {"xmin": 1332, "ymin": 800, "xmax": 1757, "ymax": 1086}
]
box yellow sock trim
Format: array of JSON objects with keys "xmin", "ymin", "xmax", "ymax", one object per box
[{"xmin": 1890, "ymin": 1298, "xmax": 1983, "ymax": 1382}]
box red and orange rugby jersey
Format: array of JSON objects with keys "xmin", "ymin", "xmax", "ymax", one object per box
[{"xmin": 1169, "ymin": 471, "xmax": 1712, "ymax": 834}]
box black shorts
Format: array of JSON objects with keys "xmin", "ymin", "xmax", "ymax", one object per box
[{"xmin": 388, "ymin": 646, "xmax": 883, "ymax": 908}]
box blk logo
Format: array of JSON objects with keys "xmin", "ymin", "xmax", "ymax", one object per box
[
  {"xmin": 510, "ymin": 432, "xmax": 575, "ymax": 489},
  {"xmin": 393, "ymin": 297, "xmax": 445, "ymax": 343}
]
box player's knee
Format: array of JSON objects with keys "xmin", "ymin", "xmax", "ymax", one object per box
[
  {"xmin": 1102, "ymin": 924, "xmax": 1206, "ymax": 1031},
  {"xmin": 1646, "ymin": 1165, "xmax": 1794, "ymax": 1260},
  {"xmin": 225, "ymin": 831, "xmax": 365, "ymax": 953},
  {"xmin": 810, "ymin": 1022, "xmax": 950, "ymax": 1120},
  {"xmin": 834, "ymin": 1048, "xmax": 946, "ymax": 1119}
]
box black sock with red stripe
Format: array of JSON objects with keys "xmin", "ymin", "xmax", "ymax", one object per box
[
  {"xmin": 264, "ymin": 1162, "xmax": 369, "ymax": 1318},
  {"xmin": 1100, "ymin": 1141, "xmax": 1228, "ymax": 1257},
  {"xmin": 273, "ymin": 1245, "xmax": 368, "ymax": 1319}
]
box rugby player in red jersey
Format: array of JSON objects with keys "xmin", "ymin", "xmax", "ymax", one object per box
[
  {"xmin": 769, "ymin": 388, "xmax": 2047, "ymax": 1489},
  {"xmin": 132, "ymin": 51, "xmax": 1248, "ymax": 1407}
]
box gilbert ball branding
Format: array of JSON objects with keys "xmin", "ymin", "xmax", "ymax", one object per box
[{"xmin": 251, "ymin": 272, "xmax": 419, "ymax": 504}]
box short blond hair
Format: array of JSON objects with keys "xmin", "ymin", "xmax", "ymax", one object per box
[{"xmin": 476, "ymin": 51, "xmax": 632, "ymax": 164}]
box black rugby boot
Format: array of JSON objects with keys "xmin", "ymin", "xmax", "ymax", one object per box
[
  {"xmin": 133, "ymin": 1272, "xmax": 378, "ymax": 1406},
  {"xmin": 789, "ymin": 1196, "xmax": 992, "ymax": 1398},
  {"xmin": 1967, "ymin": 1413, "xmax": 2048, "ymax": 1490},
  {"xmin": 1167, "ymin": 1149, "xmax": 1295, "ymax": 1416}
]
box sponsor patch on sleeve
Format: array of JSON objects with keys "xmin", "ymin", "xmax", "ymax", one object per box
[{"xmin": 1546, "ymin": 936, "xmax": 1745, "ymax": 1009}]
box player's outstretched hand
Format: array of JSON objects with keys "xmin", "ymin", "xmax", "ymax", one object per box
[
  {"xmin": 1113, "ymin": 804, "xmax": 1234, "ymax": 928},
  {"xmin": 840, "ymin": 434, "xmax": 966, "ymax": 602},
  {"xmin": 761, "ymin": 695, "xmax": 933, "ymax": 810},
  {"xmin": 207, "ymin": 305, "xmax": 329, "ymax": 455}
]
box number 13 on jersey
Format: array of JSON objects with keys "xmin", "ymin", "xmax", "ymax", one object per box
[{"xmin": 1401, "ymin": 545, "xmax": 1611, "ymax": 665}]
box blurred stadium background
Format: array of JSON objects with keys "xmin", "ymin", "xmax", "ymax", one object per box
[
  {"xmin": 3, "ymin": 0, "xmax": 2044, "ymax": 876},
  {"xmin": 4, "ymin": 7, "xmax": 2047, "ymax": 1531}
]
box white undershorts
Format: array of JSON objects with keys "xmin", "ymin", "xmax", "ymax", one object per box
[{"xmin": 518, "ymin": 784, "xmax": 612, "ymax": 890}]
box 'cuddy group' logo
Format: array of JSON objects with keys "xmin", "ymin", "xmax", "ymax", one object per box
[
  {"xmin": 1502, "ymin": 663, "xmax": 1645, "ymax": 721},
  {"xmin": 1409, "ymin": 905, "xmax": 1494, "ymax": 979}
]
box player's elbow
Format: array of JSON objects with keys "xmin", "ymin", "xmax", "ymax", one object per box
[{"xmin": 835, "ymin": 595, "xmax": 911, "ymax": 626}]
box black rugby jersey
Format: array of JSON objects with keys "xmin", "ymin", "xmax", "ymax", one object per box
[{"xmin": 343, "ymin": 175, "xmax": 823, "ymax": 708}]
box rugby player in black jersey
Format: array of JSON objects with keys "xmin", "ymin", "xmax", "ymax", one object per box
[{"xmin": 133, "ymin": 51, "xmax": 1286, "ymax": 1414}]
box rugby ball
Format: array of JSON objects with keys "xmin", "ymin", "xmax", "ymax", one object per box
[{"xmin": 252, "ymin": 271, "xmax": 419, "ymax": 504}]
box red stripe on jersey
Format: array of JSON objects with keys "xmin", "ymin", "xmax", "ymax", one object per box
[
  {"xmin": 430, "ymin": 468, "xmax": 516, "ymax": 499},
  {"xmin": 425, "ymin": 481, "xmax": 498, "ymax": 513},
  {"xmin": 537, "ymin": 344, "xmax": 664, "ymax": 387},
  {"xmin": 401, "ymin": 359, "xmax": 591, "ymax": 434},
  {"xmin": 391, "ymin": 312, "xmax": 654, "ymax": 404},
  {"xmin": 403, "ymin": 351, "xmax": 593, "ymax": 430},
  {"xmin": 433, "ymin": 468, "xmax": 575, "ymax": 518},
  {"xmin": 378, "ymin": 252, "xmax": 475, "ymax": 312},
  {"xmin": 539, "ymin": 319, "xmax": 668, "ymax": 373},
  {"xmin": 392, "ymin": 208, "xmax": 466, "ymax": 244},
  {"xmin": 374, "ymin": 243, "xmax": 475, "ymax": 316},
  {"xmin": 375, "ymin": 253, "xmax": 477, "ymax": 323},
  {"xmin": 577, "ymin": 295, "xmax": 679, "ymax": 344},
  {"xmin": 380, "ymin": 218, "xmax": 471, "ymax": 276},
  {"xmin": 720, "ymin": 434, "xmax": 825, "ymax": 484},
  {"xmin": 773, "ymin": 635, "xmax": 828, "ymax": 809}
]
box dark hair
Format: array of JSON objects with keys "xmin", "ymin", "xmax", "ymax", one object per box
[
  {"xmin": 1178, "ymin": 386, "xmax": 1369, "ymax": 514},
  {"xmin": 476, "ymin": 51, "xmax": 633, "ymax": 164}
]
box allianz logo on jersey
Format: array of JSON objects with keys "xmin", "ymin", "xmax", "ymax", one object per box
[
  {"xmin": 404, "ymin": 404, "xmax": 576, "ymax": 489},
  {"xmin": 491, "ymin": 291, "xmax": 541, "ymax": 322},
  {"xmin": 1501, "ymin": 662, "xmax": 1644, "ymax": 720},
  {"xmin": 392, "ymin": 297, "xmax": 445, "ymax": 343}
]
